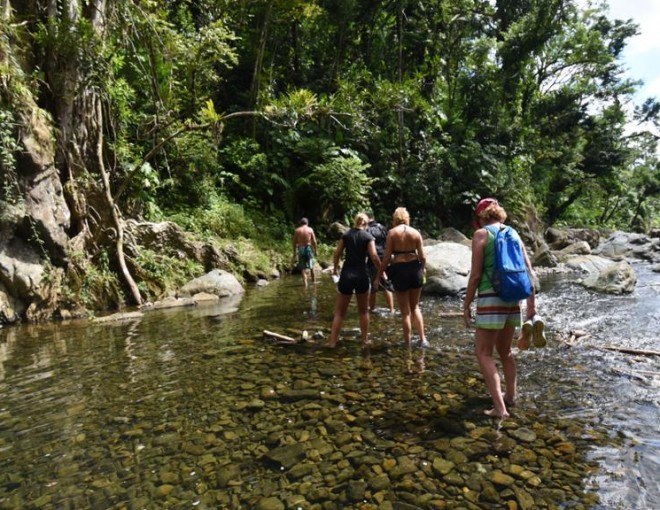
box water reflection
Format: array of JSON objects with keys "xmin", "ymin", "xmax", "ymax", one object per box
[{"xmin": 0, "ymin": 269, "xmax": 657, "ymax": 508}]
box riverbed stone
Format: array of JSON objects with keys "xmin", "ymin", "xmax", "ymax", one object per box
[
  {"xmin": 490, "ymin": 470, "xmax": 515, "ymax": 487},
  {"xmin": 510, "ymin": 428, "xmax": 537, "ymax": 443},
  {"xmin": 288, "ymin": 462, "xmax": 315, "ymax": 479},
  {"xmin": 512, "ymin": 485, "xmax": 536, "ymax": 510},
  {"xmin": 432, "ymin": 457, "xmax": 455, "ymax": 476},
  {"xmin": 256, "ymin": 497, "xmax": 285, "ymax": 510}
]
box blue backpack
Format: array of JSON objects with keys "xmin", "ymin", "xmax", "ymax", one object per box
[{"xmin": 484, "ymin": 225, "xmax": 533, "ymax": 302}]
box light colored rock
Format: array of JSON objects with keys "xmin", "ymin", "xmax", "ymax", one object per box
[
  {"xmin": 581, "ymin": 260, "xmax": 636, "ymax": 294},
  {"xmin": 593, "ymin": 231, "xmax": 653, "ymax": 261},
  {"xmin": 563, "ymin": 255, "xmax": 615, "ymax": 275},
  {"xmin": 423, "ymin": 241, "xmax": 472, "ymax": 296},
  {"xmin": 532, "ymin": 244, "xmax": 559, "ymax": 268},
  {"xmin": 192, "ymin": 292, "xmax": 220, "ymax": 303},
  {"xmin": 178, "ymin": 269, "xmax": 244, "ymax": 298},
  {"xmin": 558, "ymin": 240, "xmax": 592, "ymax": 258},
  {"xmin": 92, "ymin": 311, "xmax": 144, "ymax": 323}
]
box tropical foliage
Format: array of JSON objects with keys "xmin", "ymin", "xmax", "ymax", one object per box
[{"xmin": 1, "ymin": 0, "xmax": 659, "ymax": 306}]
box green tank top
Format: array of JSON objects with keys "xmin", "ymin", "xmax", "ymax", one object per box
[{"xmin": 478, "ymin": 229, "xmax": 496, "ymax": 292}]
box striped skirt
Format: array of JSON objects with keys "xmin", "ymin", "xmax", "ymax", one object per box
[{"xmin": 475, "ymin": 290, "xmax": 522, "ymax": 330}]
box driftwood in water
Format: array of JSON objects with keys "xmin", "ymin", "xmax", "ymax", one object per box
[
  {"xmin": 263, "ymin": 330, "xmax": 297, "ymax": 344},
  {"xmin": 558, "ymin": 329, "xmax": 590, "ymax": 347},
  {"xmin": 599, "ymin": 346, "xmax": 660, "ymax": 357},
  {"xmin": 437, "ymin": 312, "xmax": 464, "ymax": 318}
]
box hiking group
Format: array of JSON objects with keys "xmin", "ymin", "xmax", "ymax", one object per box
[{"xmin": 293, "ymin": 199, "xmax": 546, "ymax": 419}]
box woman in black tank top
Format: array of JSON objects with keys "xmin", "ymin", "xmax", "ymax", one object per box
[{"xmin": 326, "ymin": 213, "xmax": 381, "ymax": 348}]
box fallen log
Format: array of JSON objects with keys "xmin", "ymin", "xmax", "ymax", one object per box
[
  {"xmin": 263, "ymin": 330, "xmax": 297, "ymax": 344},
  {"xmin": 599, "ymin": 346, "xmax": 660, "ymax": 357}
]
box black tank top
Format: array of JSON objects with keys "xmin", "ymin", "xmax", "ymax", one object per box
[{"xmin": 342, "ymin": 229, "xmax": 374, "ymax": 268}]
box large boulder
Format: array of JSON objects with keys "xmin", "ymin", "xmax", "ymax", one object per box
[
  {"xmin": 0, "ymin": 234, "xmax": 49, "ymax": 323},
  {"xmin": 437, "ymin": 227, "xmax": 470, "ymax": 246},
  {"xmin": 532, "ymin": 243, "xmax": 559, "ymax": 268},
  {"xmin": 327, "ymin": 222, "xmax": 349, "ymax": 241},
  {"xmin": 16, "ymin": 107, "xmax": 70, "ymax": 265},
  {"xmin": 128, "ymin": 220, "xmax": 204, "ymax": 261},
  {"xmin": 178, "ymin": 269, "xmax": 245, "ymax": 298},
  {"xmin": 126, "ymin": 220, "xmax": 235, "ymax": 273},
  {"xmin": 557, "ymin": 241, "xmax": 592, "ymax": 261},
  {"xmin": 593, "ymin": 231, "xmax": 659, "ymax": 263},
  {"xmin": 562, "ymin": 254, "xmax": 637, "ymax": 294},
  {"xmin": 580, "ymin": 261, "xmax": 637, "ymax": 294},
  {"xmin": 563, "ymin": 254, "xmax": 616, "ymax": 275},
  {"xmin": 545, "ymin": 227, "xmax": 600, "ymax": 250},
  {"xmin": 0, "ymin": 282, "xmax": 24, "ymax": 323},
  {"xmin": 423, "ymin": 242, "xmax": 472, "ymax": 296}
]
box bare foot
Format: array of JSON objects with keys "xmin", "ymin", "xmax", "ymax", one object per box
[
  {"xmin": 324, "ymin": 342, "xmax": 337, "ymax": 349},
  {"xmin": 484, "ymin": 408, "xmax": 510, "ymax": 419}
]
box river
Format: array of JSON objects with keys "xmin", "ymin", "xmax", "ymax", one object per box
[{"xmin": 0, "ymin": 263, "xmax": 658, "ymax": 509}]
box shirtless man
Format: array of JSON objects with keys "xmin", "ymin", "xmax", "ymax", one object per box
[{"xmin": 292, "ymin": 217, "xmax": 318, "ymax": 286}]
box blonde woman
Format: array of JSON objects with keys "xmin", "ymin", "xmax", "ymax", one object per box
[
  {"xmin": 326, "ymin": 213, "xmax": 381, "ymax": 348},
  {"xmin": 376, "ymin": 207, "xmax": 428, "ymax": 347}
]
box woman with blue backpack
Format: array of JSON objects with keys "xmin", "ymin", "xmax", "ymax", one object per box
[{"xmin": 462, "ymin": 198, "xmax": 539, "ymax": 419}]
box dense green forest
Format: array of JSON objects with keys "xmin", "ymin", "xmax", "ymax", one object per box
[{"xmin": 1, "ymin": 0, "xmax": 659, "ymax": 313}]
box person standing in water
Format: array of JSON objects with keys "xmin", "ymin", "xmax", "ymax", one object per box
[
  {"xmin": 326, "ymin": 213, "xmax": 381, "ymax": 348},
  {"xmin": 292, "ymin": 217, "xmax": 318, "ymax": 287},
  {"xmin": 376, "ymin": 207, "xmax": 429, "ymax": 348},
  {"xmin": 462, "ymin": 198, "xmax": 537, "ymax": 419},
  {"xmin": 367, "ymin": 212, "xmax": 395, "ymax": 313}
]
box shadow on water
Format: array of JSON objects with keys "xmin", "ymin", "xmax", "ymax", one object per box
[{"xmin": 0, "ymin": 268, "xmax": 657, "ymax": 508}]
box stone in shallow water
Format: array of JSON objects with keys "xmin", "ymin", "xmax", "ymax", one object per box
[
  {"xmin": 512, "ymin": 484, "xmax": 537, "ymax": 510},
  {"xmin": 287, "ymin": 462, "xmax": 314, "ymax": 479},
  {"xmin": 256, "ymin": 496, "xmax": 285, "ymax": 510},
  {"xmin": 432, "ymin": 457, "xmax": 455, "ymax": 476},
  {"xmin": 510, "ymin": 427, "xmax": 537, "ymax": 443},
  {"xmin": 263, "ymin": 443, "xmax": 306, "ymax": 469},
  {"xmin": 390, "ymin": 456, "xmax": 418, "ymax": 478},
  {"xmin": 489, "ymin": 470, "xmax": 515, "ymax": 487},
  {"xmin": 156, "ymin": 484, "xmax": 174, "ymax": 497},
  {"xmin": 217, "ymin": 464, "xmax": 241, "ymax": 487},
  {"xmin": 346, "ymin": 479, "xmax": 367, "ymax": 501}
]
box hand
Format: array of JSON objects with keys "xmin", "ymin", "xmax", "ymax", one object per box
[{"xmin": 463, "ymin": 305, "xmax": 472, "ymax": 328}]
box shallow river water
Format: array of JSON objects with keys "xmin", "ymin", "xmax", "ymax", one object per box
[{"xmin": 0, "ymin": 263, "xmax": 658, "ymax": 509}]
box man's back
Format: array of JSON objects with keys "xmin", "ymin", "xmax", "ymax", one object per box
[{"xmin": 294, "ymin": 225, "xmax": 314, "ymax": 246}]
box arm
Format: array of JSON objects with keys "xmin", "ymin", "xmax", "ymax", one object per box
[
  {"xmin": 310, "ymin": 229, "xmax": 318, "ymax": 255},
  {"xmin": 463, "ymin": 229, "xmax": 488, "ymax": 326},
  {"xmin": 367, "ymin": 240, "xmax": 380, "ymax": 270},
  {"xmin": 375, "ymin": 232, "xmax": 393, "ymax": 282},
  {"xmin": 292, "ymin": 231, "xmax": 297, "ymax": 258},
  {"xmin": 520, "ymin": 239, "xmax": 536, "ymax": 320},
  {"xmin": 415, "ymin": 231, "xmax": 426, "ymax": 273}
]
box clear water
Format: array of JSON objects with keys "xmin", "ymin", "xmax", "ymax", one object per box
[{"xmin": 0, "ymin": 263, "xmax": 657, "ymax": 508}]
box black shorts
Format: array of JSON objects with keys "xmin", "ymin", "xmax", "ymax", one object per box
[
  {"xmin": 369, "ymin": 265, "xmax": 393, "ymax": 293},
  {"xmin": 388, "ymin": 260, "xmax": 423, "ymax": 292},
  {"xmin": 338, "ymin": 267, "xmax": 371, "ymax": 295}
]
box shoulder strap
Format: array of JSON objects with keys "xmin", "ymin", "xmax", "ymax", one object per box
[{"xmin": 482, "ymin": 224, "xmax": 501, "ymax": 288}]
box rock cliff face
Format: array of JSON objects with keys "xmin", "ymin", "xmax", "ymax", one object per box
[{"xmin": 1, "ymin": 107, "xmax": 71, "ymax": 323}]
